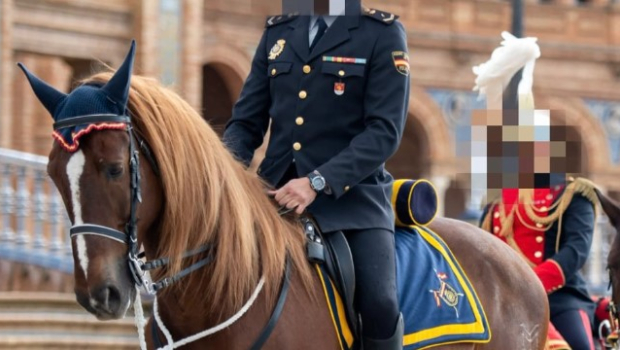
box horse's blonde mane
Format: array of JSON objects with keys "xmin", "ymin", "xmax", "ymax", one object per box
[{"xmin": 82, "ymin": 72, "xmax": 314, "ymax": 317}]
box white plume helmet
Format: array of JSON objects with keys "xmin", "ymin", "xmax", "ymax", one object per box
[{"xmin": 472, "ymin": 31, "xmax": 541, "ymax": 109}]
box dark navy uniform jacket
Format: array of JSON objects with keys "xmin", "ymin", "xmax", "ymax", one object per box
[
  {"xmin": 479, "ymin": 182, "xmax": 596, "ymax": 320},
  {"xmin": 223, "ymin": 9, "xmax": 410, "ymax": 233}
]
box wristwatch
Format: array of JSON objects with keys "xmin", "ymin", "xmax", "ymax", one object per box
[{"xmin": 308, "ymin": 170, "xmax": 326, "ymax": 193}]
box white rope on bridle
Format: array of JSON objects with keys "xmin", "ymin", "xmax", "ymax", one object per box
[{"xmin": 133, "ymin": 277, "xmax": 266, "ymax": 350}]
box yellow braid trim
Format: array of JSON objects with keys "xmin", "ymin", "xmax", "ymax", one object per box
[{"xmin": 523, "ymin": 177, "xmax": 598, "ymax": 225}]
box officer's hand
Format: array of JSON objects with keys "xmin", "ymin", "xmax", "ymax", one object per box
[{"xmin": 268, "ymin": 178, "xmax": 317, "ymax": 214}]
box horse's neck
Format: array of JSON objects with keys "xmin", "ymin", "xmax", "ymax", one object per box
[
  {"xmin": 152, "ymin": 264, "xmax": 333, "ymax": 348},
  {"xmin": 152, "ymin": 269, "xmax": 276, "ymax": 347}
]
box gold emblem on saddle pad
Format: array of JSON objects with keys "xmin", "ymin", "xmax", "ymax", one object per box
[
  {"xmin": 430, "ymin": 270, "xmax": 465, "ymax": 317},
  {"xmin": 269, "ymin": 39, "xmax": 286, "ymax": 60}
]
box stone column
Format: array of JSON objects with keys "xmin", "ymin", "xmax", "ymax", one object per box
[
  {"xmin": 430, "ymin": 175, "xmax": 450, "ymax": 217},
  {"xmin": 33, "ymin": 57, "xmax": 72, "ymax": 156},
  {"xmin": 11, "ymin": 53, "xmax": 33, "ymax": 153},
  {"xmin": 134, "ymin": 0, "xmax": 160, "ymax": 77},
  {"xmin": 10, "ymin": 54, "xmax": 71, "ymax": 154},
  {"xmin": 158, "ymin": 0, "xmax": 181, "ymax": 86},
  {"xmin": 0, "ymin": 0, "xmax": 14, "ymax": 149},
  {"xmin": 180, "ymin": 0, "xmax": 204, "ymax": 111}
]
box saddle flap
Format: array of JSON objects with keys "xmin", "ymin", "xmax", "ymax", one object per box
[{"xmin": 322, "ymin": 230, "xmax": 358, "ymax": 339}]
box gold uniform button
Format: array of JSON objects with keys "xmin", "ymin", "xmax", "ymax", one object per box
[
  {"xmin": 540, "ymin": 206, "xmax": 548, "ymax": 212},
  {"xmin": 534, "ymin": 251, "xmax": 542, "ymax": 258},
  {"xmin": 338, "ymin": 70, "xmax": 345, "ymax": 77},
  {"xmin": 546, "ymin": 194, "xmax": 553, "ymax": 200},
  {"xmin": 536, "ymin": 236, "xmax": 543, "ymax": 243},
  {"xmin": 299, "ymin": 90, "xmax": 307, "ymax": 99},
  {"xmin": 293, "ymin": 142, "xmax": 301, "ymax": 151},
  {"xmin": 493, "ymin": 212, "xmax": 500, "ymax": 219},
  {"xmin": 303, "ymin": 65, "xmax": 312, "ymax": 74},
  {"xmin": 344, "ymin": 186, "xmax": 350, "ymax": 192},
  {"xmin": 296, "ymin": 117, "xmax": 304, "ymax": 125},
  {"xmin": 493, "ymin": 226, "xmax": 499, "ymax": 233},
  {"xmin": 271, "ymin": 68, "xmax": 277, "ymax": 76}
]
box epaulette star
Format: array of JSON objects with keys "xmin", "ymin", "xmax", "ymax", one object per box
[
  {"xmin": 362, "ymin": 7, "xmax": 398, "ymax": 24},
  {"xmin": 265, "ymin": 13, "xmax": 298, "ymax": 28}
]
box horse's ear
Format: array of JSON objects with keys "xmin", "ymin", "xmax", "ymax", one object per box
[
  {"xmin": 102, "ymin": 40, "xmax": 136, "ymax": 108},
  {"xmin": 595, "ymin": 187, "xmax": 620, "ymax": 229},
  {"xmin": 16, "ymin": 63, "xmax": 67, "ymax": 117}
]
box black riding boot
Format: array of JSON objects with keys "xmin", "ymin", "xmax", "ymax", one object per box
[{"xmin": 361, "ymin": 313, "xmax": 404, "ymax": 350}]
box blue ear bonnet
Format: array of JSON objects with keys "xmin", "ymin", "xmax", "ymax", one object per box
[{"xmin": 17, "ymin": 40, "xmax": 136, "ymax": 152}]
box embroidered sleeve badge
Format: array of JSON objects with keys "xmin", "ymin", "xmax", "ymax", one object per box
[
  {"xmin": 392, "ymin": 51, "xmax": 410, "ymax": 76},
  {"xmin": 269, "ymin": 39, "xmax": 286, "ymax": 60}
]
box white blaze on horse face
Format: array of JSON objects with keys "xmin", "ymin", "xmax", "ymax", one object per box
[{"xmin": 67, "ymin": 150, "xmax": 89, "ymax": 279}]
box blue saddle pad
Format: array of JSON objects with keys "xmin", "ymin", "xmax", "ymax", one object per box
[{"xmin": 395, "ymin": 225, "xmax": 491, "ymax": 349}]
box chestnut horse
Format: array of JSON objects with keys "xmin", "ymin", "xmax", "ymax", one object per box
[{"xmin": 19, "ymin": 42, "xmax": 549, "ymax": 349}]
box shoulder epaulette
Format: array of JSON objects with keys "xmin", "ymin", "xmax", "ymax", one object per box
[
  {"xmin": 565, "ymin": 177, "xmax": 598, "ymax": 206},
  {"xmin": 362, "ymin": 7, "xmax": 398, "ymax": 24},
  {"xmin": 265, "ymin": 13, "xmax": 298, "ymax": 28},
  {"xmin": 527, "ymin": 177, "xmax": 598, "ymax": 229}
]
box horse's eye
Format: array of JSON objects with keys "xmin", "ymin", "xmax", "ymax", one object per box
[{"xmin": 107, "ymin": 165, "xmax": 124, "ymax": 179}]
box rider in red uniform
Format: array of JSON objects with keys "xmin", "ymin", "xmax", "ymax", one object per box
[{"xmin": 480, "ymin": 175, "xmax": 598, "ymax": 350}]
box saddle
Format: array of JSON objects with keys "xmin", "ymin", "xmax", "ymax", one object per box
[
  {"xmin": 296, "ymin": 179, "xmax": 439, "ymax": 345},
  {"xmin": 300, "ymin": 216, "xmax": 359, "ymax": 341}
]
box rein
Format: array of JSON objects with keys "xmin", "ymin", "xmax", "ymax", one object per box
[{"xmin": 57, "ymin": 113, "xmax": 292, "ymax": 349}]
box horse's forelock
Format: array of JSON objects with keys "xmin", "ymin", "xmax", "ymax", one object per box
[{"xmin": 79, "ymin": 71, "xmax": 315, "ymax": 318}]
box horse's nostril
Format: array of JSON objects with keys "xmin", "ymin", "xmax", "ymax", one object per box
[{"xmin": 95, "ymin": 284, "xmax": 122, "ymax": 313}]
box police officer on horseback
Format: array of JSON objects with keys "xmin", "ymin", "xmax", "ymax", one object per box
[{"xmin": 223, "ymin": 0, "xmax": 409, "ymax": 348}]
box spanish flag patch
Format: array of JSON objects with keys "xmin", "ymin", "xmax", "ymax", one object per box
[{"xmin": 392, "ymin": 51, "xmax": 410, "ymax": 76}]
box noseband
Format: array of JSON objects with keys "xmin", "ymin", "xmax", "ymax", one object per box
[{"xmin": 58, "ymin": 113, "xmax": 213, "ymax": 295}]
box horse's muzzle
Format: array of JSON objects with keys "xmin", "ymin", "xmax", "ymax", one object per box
[{"xmin": 77, "ymin": 283, "xmax": 129, "ymax": 320}]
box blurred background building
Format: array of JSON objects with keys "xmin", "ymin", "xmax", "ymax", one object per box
[{"xmin": 1, "ymin": 0, "xmax": 620, "ymax": 347}]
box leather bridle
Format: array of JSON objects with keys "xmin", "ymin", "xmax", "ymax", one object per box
[
  {"xmin": 56, "ymin": 113, "xmax": 213, "ymax": 295},
  {"xmin": 56, "ymin": 112, "xmax": 291, "ymax": 349}
]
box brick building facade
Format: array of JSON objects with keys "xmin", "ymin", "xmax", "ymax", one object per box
[{"xmin": 2, "ymin": 0, "xmax": 620, "ymax": 218}]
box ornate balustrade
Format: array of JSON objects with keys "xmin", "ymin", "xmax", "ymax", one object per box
[{"xmin": 0, "ymin": 148, "xmax": 73, "ymax": 274}]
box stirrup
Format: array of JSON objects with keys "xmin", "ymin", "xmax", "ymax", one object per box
[{"xmin": 361, "ymin": 313, "xmax": 404, "ymax": 350}]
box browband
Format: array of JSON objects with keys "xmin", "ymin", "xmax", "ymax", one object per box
[{"xmin": 53, "ymin": 114, "xmax": 131, "ymax": 130}]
